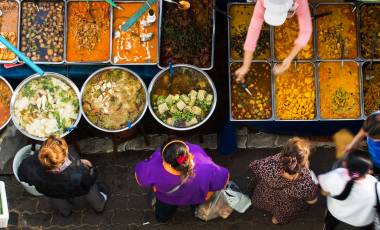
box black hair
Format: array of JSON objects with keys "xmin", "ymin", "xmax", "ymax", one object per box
[
  {"xmin": 333, "ymin": 151, "xmax": 373, "ymax": 200},
  {"xmin": 362, "ymin": 113, "xmax": 380, "ymax": 139},
  {"xmin": 161, "ymin": 139, "xmax": 193, "ymax": 180}
]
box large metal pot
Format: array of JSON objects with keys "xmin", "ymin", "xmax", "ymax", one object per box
[
  {"xmin": 148, "ymin": 64, "xmax": 217, "ymax": 131},
  {"xmin": 10, "ymin": 72, "xmax": 81, "ymax": 141},
  {"xmin": 81, "ymin": 66, "xmax": 148, "ymax": 133},
  {"xmin": 0, "ymin": 76, "xmax": 13, "ymax": 131}
]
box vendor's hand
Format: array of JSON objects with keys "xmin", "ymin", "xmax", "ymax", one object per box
[
  {"xmin": 234, "ymin": 65, "xmax": 249, "ymax": 83},
  {"xmin": 273, "ymin": 58, "xmax": 291, "ymax": 75},
  {"xmin": 81, "ymin": 159, "xmax": 93, "ymax": 168},
  {"xmin": 342, "ymin": 144, "xmax": 354, "ymax": 157}
]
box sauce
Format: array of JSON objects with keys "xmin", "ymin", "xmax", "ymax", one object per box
[
  {"xmin": 0, "ymin": 78, "xmax": 12, "ymax": 128},
  {"xmin": 112, "ymin": 2, "xmax": 158, "ymax": 64}
]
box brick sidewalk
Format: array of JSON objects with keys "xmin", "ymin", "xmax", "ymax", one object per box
[{"xmin": 1, "ymin": 148, "xmax": 355, "ymax": 230}]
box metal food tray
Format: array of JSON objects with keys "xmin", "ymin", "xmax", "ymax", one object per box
[
  {"xmin": 19, "ymin": 0, "xmax": 66, "ymax": 65},
  {"xmin": 272, "ymin": 61, "xmax": 319, "ymax": 121},
  {"xmin": 360, "ymin": 61, "xmax": 380, "ymax": 119},
  {"xmin": 157, "ymin": 0, "xmax": 216, "ymax": 70},
  {"xmin": 64, "ymin": 0, "xmax": 112, "ymax": 65},
  {"xmin": 0, "ymin": 0, "xmax": 20, "ymax": 64},
  {"xmin": 227, "ymin": 2, "xmax": 272, "ymax": 63},
  {"xmin": 272, "ymin": 4, "xmax": 316, "ymax": 63},
  {"xmin": 314, "ymin": 2, "xmax": 360, "ymax": 62},
  {"xmin": 110, "ymin": 0, "xmax": 159, "ymax": 66},
  {"xmin": 317, "ymin": 60, "xmax": 364, "ymax": 121},
  {"xmin": 357, "ymin": 2, "xmax": 380, "ymax": 62},
  {"xmin": 228, "ymin": 61, "xmax": 275, "ymax": 122}
]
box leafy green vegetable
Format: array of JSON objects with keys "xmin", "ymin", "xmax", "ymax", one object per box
[{"xmin": 22, "ymin": 83, "xmax": 35, "ymax": 97}]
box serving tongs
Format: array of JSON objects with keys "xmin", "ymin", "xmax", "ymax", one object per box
[
  {"xmin": 241, "ymin": 83, "xmax": 254, "ymax": 99},
  {"xmin": 339, "ymin": 34, "xmax": 345, "ymax": 69},
  {"xmin": 163, "ymin": 0, "xmax": 190, "ymax": 10}
]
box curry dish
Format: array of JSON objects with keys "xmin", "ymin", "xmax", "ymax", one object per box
[
  {"xmin": 83, "ymin": 69, "xmax": 146, "ymax": 131},
  {"xmin": 160, "ymin": 0, "xmax": 213, "ymax": 68},
  {"xmin": 229, "ymin": 4, "xmax": 270, "ymax": 60},
  {"xmin": 319, "ymin": 62, "xmax": 360, "ymax": 119},
  {"xmin": 363, "ymin": 63, "xmax": 380, "ymax": 116},
  {"xmin": 275, "ymin": 63, "xmax": 316, "ymax": 120},
  {"xmin": 67, "ymin": 1, "xmax": 110, "ymax": 62},
  {"xmin": 0, "ymin": 78, "xmax": 12, "ymax": 128},
  {"xmin": 0, "ymin": 0, "xmax": 18, "ymax": 61},
  {"xmin": 275, "ymin": 15, "xmax": 313, "ymax": 60},
  {"xmin": 230, "ymin": 62, "xmax": 272, "ymax": 120},
  {"xmin": 112, "ymin": 2, "xmax": 158, "ymax": 64},
  {"xmin": 360, "ymin": 5, "xmax": 380, "ymax": 59},
  {"xmin": 317, "ymin": 4, "xmax": 357, "ymax": 59}
]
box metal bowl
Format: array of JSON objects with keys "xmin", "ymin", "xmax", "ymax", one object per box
[
  {"xmin": 81, "ymin": 66, "xmax": 148, "ymax": 133},
  {"xmin": 10, "ymin": 72, "xmax": 82, "ymax": 141},
  {"xmin": 0, "ymin": 76, "xmax": 13, "ymax": 131},
  {"xmin": 148, "ymin": 64, "xmax": 217, "ymax": 131}
]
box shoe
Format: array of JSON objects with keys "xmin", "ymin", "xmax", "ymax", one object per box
[
  {"xmin": 95, "ymin": 182, "xmax": 110, "ymax": 214},
  {"xmin": 272, "ymin": 216, "xmax": 279, "ymax": 225}
]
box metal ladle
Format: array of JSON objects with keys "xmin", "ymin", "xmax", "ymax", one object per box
[{"xmin": 164, "ymin": 0, "xmax": 190, "ymax": 10}]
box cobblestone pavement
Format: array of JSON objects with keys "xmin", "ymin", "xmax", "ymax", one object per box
[{"xmin": 1, "ymin": 147, "xmax": 356, "ymax": 230}]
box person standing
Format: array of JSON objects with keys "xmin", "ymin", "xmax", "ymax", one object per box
[
  {"xmin": 248, "ymin": 137, "xmax": 318, "ymax": 224},
  {"xmin": 235, "ymin": 0, "xmax": 312, "ymax": 82},
  {"xmin": 318, "ymin": 151, "xmax": 377, "ymax": 230},
  {"xmin": 344, "ymin": 111, "xmax": 380, "ymax": 173},
  {"xmin": 18, "ymin": 136, "xmax": 109, "ymax": 216},
  {"xmin": 135, "ymin": 139, "xmax": 230, "ymax": 222}
]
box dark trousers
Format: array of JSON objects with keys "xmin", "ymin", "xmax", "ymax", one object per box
[
  {"xmin": 50, "ymin": 184, "xmax": 106, "ymax": 216},
  {"xmin": 154, "ymin": 199, "xmax": 197, "ymax": 222},
  {"xmin": 324, "ymin": 210, "xmax": 374, "ymax": 230}
]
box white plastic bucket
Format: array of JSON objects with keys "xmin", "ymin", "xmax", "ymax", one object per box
[
  {"xmin": 12, "ymin": 145, "xmax": 43, "ymax": 196},
  {"xmin": 0, "ymin": 181, "xmax": 9, "ymax": 228}
]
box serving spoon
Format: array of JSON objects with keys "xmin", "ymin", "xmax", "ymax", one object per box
[{"xmin": 163, "ymin": 0, "xmax": 190, "ymax": 10}]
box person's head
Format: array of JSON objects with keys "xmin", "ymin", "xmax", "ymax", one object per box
[
  {"xmin": 333, "ymin": 151, "xmax": 372, "ymax": 201},
  {"xmin": 161, "ymin": 139, "xmax": 194, "ymax": 180},
  {"xmin": 263, "ymin": 0, "xmax": 295, "ymax": 26},
  {"xmin": 362, "ymin": 112, "xmax": 380, "ymax": 140},
  {"xmin": 344, "ymin": 151, "xmax": 372, "ymax": 178},
  {"xmin": 280, "ymin": 137, "xmax": 311, "ymax": 175},
  {"xmin": 38, "ymin": 136, "xmax": 68, "ymax": 171}
]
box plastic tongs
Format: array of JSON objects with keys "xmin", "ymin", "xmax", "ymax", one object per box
[{"xmin": 241, "ymin": 84, "xmax": 254, "ymax": 98}]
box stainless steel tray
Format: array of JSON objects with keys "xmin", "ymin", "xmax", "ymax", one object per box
[
  {"xmin": 18, "ymin": 0, "xmax": 66, "ymax": 65},
  {"xmin": 360, "ymin": 61, "xmax": 380, "ymax": 119},
  {"xmin": 317, "ymin": 60, "xmax": 364, "ymax": 121},
  {"xmin": 315, "ymin": 2, "xmax": 360, "ymax": 62},
  {"xmin": 110, "ymin": 0, "xmax": 159, "ymax": 66},
  {"xmin": 229, "ymin": 61, "xmax": 275, "ymax": 122},
  {"xmin": 227, "ymin": 2, "xmax": 272, "ymax": 63},
  {"xmin": 357, "ymin": 2, "xmax": 380, "ymax": 62},
  {"xmin": 0, "ymin": 0, "xmax": 20, "ymax": 64},
  {"xmin": 157, "ymin": 0, "xmax": 215, "ymax": 70},
  {"xmin": 64, "ymin": 0, "xmax": 112, "ymax": 65},
  {"xmin": 273, "ymin": 61, "xmax": 319, "ymax": 121}
]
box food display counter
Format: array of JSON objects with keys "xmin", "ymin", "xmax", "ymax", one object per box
[{"xmin": 227, "ymin": 1, "xmax": 380, "ymax": 126}]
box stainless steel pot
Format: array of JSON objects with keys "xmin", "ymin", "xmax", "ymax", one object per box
[
  {"xmin": 10, "ymin": 72, "xmax": 81, "ymax": 141},
  {"xmin": 0, "ymin": 76, "xmax": 13, "ymax": 131},
  {"xmin": 81, "ymin": 66, "xmax": 148, "ymax": 133},
  {"xmin": 148, "ymin": 64, "xmax": 217, "ymax": 131}
]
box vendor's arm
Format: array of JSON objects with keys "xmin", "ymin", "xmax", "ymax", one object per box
[
  {"xmin": 209, "ymin": 164, "xmax": 230, "ymax": 192},
  {"xmin": 134, "ymin": 151, "xmax": 161, "ymax": 188},
  {"xmin": 274, "ymin": 0, "xmax": 312, "ymax": 75},
  {"xmin": 235, "ymin": 0, "xmax": 265, "ymax": 83},
  {"xmin": 344, "ymin": 128, "xmax": 367, "ymax": 155}
]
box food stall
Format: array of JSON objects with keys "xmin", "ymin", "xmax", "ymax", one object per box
[{"xmin": 227, "ymin": 0, "xmax": 380, "ymax": 136}]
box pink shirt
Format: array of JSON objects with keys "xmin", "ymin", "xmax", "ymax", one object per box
[{"xmin": 244, "ymin": 0, "xmax": 312, "ymax": 52}]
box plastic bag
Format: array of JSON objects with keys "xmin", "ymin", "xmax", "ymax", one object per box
[
  {"xmin": 222, "ymin": 181, "xmax": 252, "ymax": 213},
  {"xmin": 194, "ymin": 190, "xmax": 233, "ymax": 221}
]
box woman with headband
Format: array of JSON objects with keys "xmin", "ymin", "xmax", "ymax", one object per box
[
  {"xmin": 248, "ymin": 137, "xmax": 318, "ymax": 224},
  {"xmin": 319, "ymin": 151, "xmax": 377, "ymax": 230},
  {"xmin": 134, "ymin": 139, "xmax": 230, "ymax": 222}
]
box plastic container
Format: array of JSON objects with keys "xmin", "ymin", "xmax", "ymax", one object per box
[
  {"xmin": 12, "ymin": 145, "xmax": 43, "ymax": 196},
  {"xmin": 0, "ymin": 181, "xmax": 9, "ymax": 228}
]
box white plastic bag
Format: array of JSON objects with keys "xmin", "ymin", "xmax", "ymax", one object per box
[
  {"xmin": 194, "ymin": 190, "xmax": 233, "ymax": 221},
  {"xmin": 222, "ymin": 181, "xmax": 252, "ymax": 213}
]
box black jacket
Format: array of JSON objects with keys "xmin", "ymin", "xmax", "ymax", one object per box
[{"xmin": 18, "ymin": 151, "xmax": 97, "ymax": 199}]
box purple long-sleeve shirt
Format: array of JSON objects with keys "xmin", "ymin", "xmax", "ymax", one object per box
[{"xmin": 135, "ymin": 142, "xmax": 229, "ymax": 205}]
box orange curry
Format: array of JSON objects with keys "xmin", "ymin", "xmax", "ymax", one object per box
[
  {"xmin": 112, "ymin": 2, "xmax": 158, "ymax": 64},
  {"xmin": 66, "ymin": 2, "xmax": 110, "ymax": 62},
  {"xmin": 0, "ymin": 78, "xmax": 12, "ymax": 128}
]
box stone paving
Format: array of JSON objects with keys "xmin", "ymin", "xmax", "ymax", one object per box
[{"xmin": 1, "ymin": 147, "xmax": 357, "ymax": 230}]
